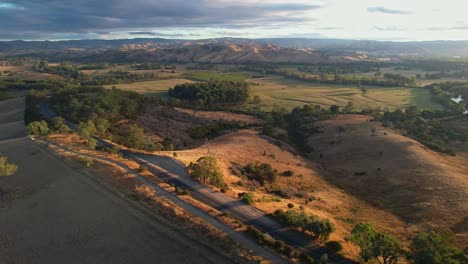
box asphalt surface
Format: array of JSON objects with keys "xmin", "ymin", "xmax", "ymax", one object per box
[{"xmin": 40, "ymin": 101, "xmax": 356, "ymax": 264}]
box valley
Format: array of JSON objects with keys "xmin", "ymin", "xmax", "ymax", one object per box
[{"xmin": 1, "ymin": 37, "xmax": 467, "ymax": 264}]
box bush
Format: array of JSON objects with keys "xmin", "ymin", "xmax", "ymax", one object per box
[
  {"xmin": 273, "ymin": 209, "xmax": 335, "ymax": 241},
  {"xmin": 239, "ymin": 192, "xmax": 254, "ymax": 205},
  {"xmin": 52, "ymin": 116, "xmax": 70, "ymax": 134},
  {"xmin": 27, "ymin": 120, "xmax": 50, "ymax": 136},
  {"xmin": 282, "ymin": 170, "xmax": 294, "ymax": 177},
  {"xmin": 138, "ymin": 165, "xmax": 148, "ymax": 173},
  {"xmin": 0, "ymin": 156, "xmax": 18, "ymax": 177},
  {"xmin": 287, "ymin": 203, "xmax": 295, "ymax": 209},
  {"xmin": 325, "ymin": 241, "xmax": 343, "ymax": 253},
  {"xmin": 81, "ymin": 157, "xmax": 94, "ymax": 167},
  {"xmin": 243, "ymin": 162, "xmax": 277, "ymax": 186}
]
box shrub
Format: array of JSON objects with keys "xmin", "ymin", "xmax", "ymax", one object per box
[
  {"xmin": 287, "ymin": 203, "xmax": 295, "ymax": 209},
  {"xmin": 325, "ymin": 241, "xmax": 343, "ymax": 253},
  {"xmin": 282, "ymin": 170, "xmax": 294, "ymax": 177},
  {"xmin": 138, "ymin": 165, "xmax": 148, "ymax": 173},
  {"xmin": 175, "ymin": 187, "xmax": 191, "ymax": 196},
  {"xmin": 52, "ymin": 116, "xmax": 70, "ymax": 134},
  {"xmin": 239, "ymin": 192, "xmax": 254, "ymax": 205},
  {"xmin": 27, "ymin": 120, "xmax": 50, "ymax": 136},
  {"xmin": 243, "ymin": 162, "xmax": 277, "ymax": 185},
  {"xmin": 82, "ymin": 157, "xmax": 94, "ymax": 167},
  {"xmin": 273, "ymin": 209, "xmax": 335, "ymax": 241},
  {"xmin": 0, "ymin": 156, "xmax": 18, "ymax": 177}
]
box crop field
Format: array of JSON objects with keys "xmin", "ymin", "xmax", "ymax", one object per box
[
  {"xmin": 104, "ymin": 78, "xmax": 193, "ymax": 96},
  {"xmin": 189, "ymin": 71, "xmax": 250, "ymax": 82},
  {"xmin": 0, "ymin": 65, "xmax": 57, "ymax": 81},
  {"xmin": 250, "ymin": 77, "xmax": 444, "ymax": 111}
]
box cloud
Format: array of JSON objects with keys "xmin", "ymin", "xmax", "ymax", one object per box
[
  {"xmin": 0, "ymin": 0, "xmax": 323, "ymax": 40},
  {"xmin": 427, "ymin": 26, "xmax": 468, "ymax": 31},
  {"xmin": 127, "ymin": 31, "xmax": 201, "ymax": 37},
  {"xmin": 368, "ymin": 6, "xmax": 413, "ymax": 15},
  {"xmin": 374, "ymin": 26, "xmax": 405, "ymax": 31}
]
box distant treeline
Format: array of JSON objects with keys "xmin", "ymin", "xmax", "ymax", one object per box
[
  {"xmin": 168, "ymin": 80, "xmax": 250, "ymax": 107},
  {"xmin": 371, "ymin": 106, "xmax": 466, "ymax": 156},
  {"xmin": 427, "ymin": 82, "xmax": 468, "ymax": 114},
  {"xmin": 32, "ymin": 60, "xmax": 167, "ymax": 85},
  {"xmin": 245, "ymin": 65, "xmax": 417, "ymax": 87}
]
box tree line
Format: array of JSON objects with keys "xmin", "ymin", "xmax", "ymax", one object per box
[{"xmin": 168, "ymin": 80, "xmax": 250, "ymax": 108}]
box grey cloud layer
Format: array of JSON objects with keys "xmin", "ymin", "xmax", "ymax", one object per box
[{"xmin": 0, "ymin": 0, "xmax": 322, "ymax": 39}]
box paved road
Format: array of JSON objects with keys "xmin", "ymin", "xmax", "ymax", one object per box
[{"xmin": 40, "ymin": 102, "xmax": 355, "ymax": 264}]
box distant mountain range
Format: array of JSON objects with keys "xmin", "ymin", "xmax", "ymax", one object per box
[{"xmin": 2, "ymin": 38, "xmax": 468, "ymax": 64}]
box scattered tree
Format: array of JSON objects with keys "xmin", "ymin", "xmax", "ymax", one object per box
[
  {"xmin": 52, "ymin": 117, "xmax": 70, "ymax": 134},
  {"xmin": 350, "ymin": 223, "xmax": 401, "ymax": 264},
  {"xmin": 189, "ymin": 156, "xmax": 225, "ymax": 188},
  {"xmin": 410, "ymin": 231, "xmax": 466, "ymax": 264}
]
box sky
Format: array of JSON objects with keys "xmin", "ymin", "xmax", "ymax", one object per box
[{"xmin": 1, "ymin": 0, "xmax": 468, "ymax": 41}]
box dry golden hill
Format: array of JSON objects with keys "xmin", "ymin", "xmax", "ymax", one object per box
[
  {"xmin": 306, "ymin": 114, "xmax": 468, "ymax": 242},
  {"xmin": 169, "ymin": 129, "xmax": 416, "ymax": 260}
]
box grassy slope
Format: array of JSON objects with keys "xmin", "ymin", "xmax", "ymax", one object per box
[
  {"xmin": 104, "ymin": 78, "xmax": 193, "ymax": 97},
  {"xmin": 307, "ymin": 115, "xmax": 467, "ymax": 245}
]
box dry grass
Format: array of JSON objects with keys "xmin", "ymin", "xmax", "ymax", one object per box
[
  {"xmin": 175, "ymin": 108, "xmax": 262, "ymax": 125},
  {"xmin": 0, "ymin": 65, "xmax": 58, "ymax": 81},
  {"xmin": 163, "ymin": 129, "xmax": 417, "ymax": 260},
  {"xmin": 307, "ymin": 115, "xmax": 468, "ymax": 246},
  {"xmin": 250, "ymin": 77, "xmax": 443, "ymax": 111},
  {"xmin": 105, "ymin": 78, "xmax": 193, "ymax": 96}
]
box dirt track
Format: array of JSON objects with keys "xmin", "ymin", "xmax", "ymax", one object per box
[{"xmin": 0, "ymin": 97, "xmax": 235, "ymax": 264}]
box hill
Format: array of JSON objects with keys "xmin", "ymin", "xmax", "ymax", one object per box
[
  {"xmin": 3, "ymin": 37, "xmax": 468, "ymax": 58},
  {"xmin": 306, "ymin": 114, "xmax": 467, "ymax": 243}
]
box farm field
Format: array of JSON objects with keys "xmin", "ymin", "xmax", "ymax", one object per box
[
  {"xmin": 104, "ymin": 78, "xmax": 193, "ymax": 96},
  {"xmin": 250, "ymin": 77, "xmax": 444, "ymax": 111},
  {"xmin": 189, "ymin": 71, "xmax": 250, "ymax": 82},
  {"xmin": 0, "ymin": 65, "xmax": 58, "ymax": 81}
]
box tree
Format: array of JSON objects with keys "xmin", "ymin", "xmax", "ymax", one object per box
[
  {"xmin": 0, "ymin": 156, "xmax": 17, "ymax": 177},
  {"xmin": 361, "ymin": 86, "xmax": 368, "ymax": 95},
  {"xmin": 94, "ymin": 117, "xmax": 110, "ymax": 137},
  {"xmin": 351, "ymin": 223, "xmax": 401, "ymax": 264},
  {"xmin": 27, "ymin": 120, "xmax": 50, "ymax": 136},
  {"xmin": 77, "ymin": 120, "xmax": 97, "ymax": 140},
  {"xmin": 52, "ymin": 117, "xmax": 70, "ymax": 134},
  {"xmin": 410, "ymin": 231, "xmax": 466, "ymax": 264},
  {"xmin": 243, "ymin": 162, "xmax": 277, "ymax": 185},
  {"xmin": 189, "ymin": 156, "xmax": 225, "ymax": 188}
]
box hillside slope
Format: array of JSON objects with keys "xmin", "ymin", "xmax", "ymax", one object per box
[{"xmin": 306, "ymin": 115, "xmax": 467, "ymax": 242}]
